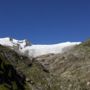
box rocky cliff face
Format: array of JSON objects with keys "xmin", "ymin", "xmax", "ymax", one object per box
[
  {"xmin": 0, "ymin": 39, "xmax": 90, "ymax": 90},
  {"xmin": 0, "ymin": 45, "xmax": 28, "ymax": 90}
]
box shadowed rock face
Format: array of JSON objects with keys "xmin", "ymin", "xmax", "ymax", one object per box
[
  {"xmin": 0, "ymin": 47, "xmax": 26, "ymax": 90},
  {"xmin": 0, "ymin": 40, "xmax": 90, "ymax": 90}
]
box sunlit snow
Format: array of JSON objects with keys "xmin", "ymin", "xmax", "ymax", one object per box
[{"xmin": 0, "ymin": 37, "xmax": 81, "ymax": 57}]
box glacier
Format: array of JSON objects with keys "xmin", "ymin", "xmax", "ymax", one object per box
[{"xmin": 0, "ymin": 37, "xmax": 81, "ymax": 57}]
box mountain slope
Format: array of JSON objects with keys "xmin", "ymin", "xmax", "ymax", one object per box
[
  {"xmin": 0, "ymin": 46, "xmax": 52, "ymax": 90},
  {"xmin": 0, "ymin": 37, "xmax": 90, "ymax": 90},
  {"xmin": 35, "ymin": 40, "xmax": 90, "ymax": 90},
  {"xmin": 0, "ymin": 45, "xmax": 29, "ymax": 90}
]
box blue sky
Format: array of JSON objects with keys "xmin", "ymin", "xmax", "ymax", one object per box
[{"xmin": 0, "ymin": 0, "xmax": 89, "ymax": 44}]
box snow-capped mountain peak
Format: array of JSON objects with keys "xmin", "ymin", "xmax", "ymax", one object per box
[
  {"xmin": 0, "ymin": 37, "xmax": 81, "ymax": 57},
  {"xmin": 0, "ymin": 37, "xmax": 31, "ymax": 50}
]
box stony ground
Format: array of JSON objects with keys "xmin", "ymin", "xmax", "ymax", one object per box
[{"xmin": 0, "ymin": 40, "xmax": 90, "ymax": 90}]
